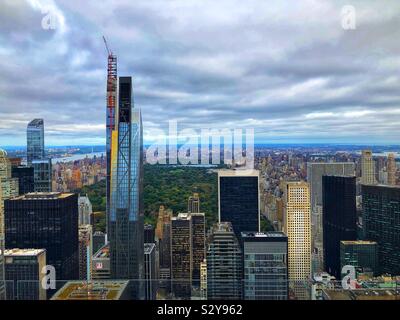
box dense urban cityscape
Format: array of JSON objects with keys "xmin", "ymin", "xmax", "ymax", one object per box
[{"xmin": 0, "ymin": 1, "xmax": 400, "ymax": 314}]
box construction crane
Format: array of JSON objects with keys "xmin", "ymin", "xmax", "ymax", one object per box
[{"xmin": 103, "ymin": 35, "xmax": 112, "ymax": 56}]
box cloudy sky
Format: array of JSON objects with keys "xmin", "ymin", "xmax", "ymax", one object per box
[{"xmin": 0, "ymin": 0, "xmax": 400, "ymax": 146}]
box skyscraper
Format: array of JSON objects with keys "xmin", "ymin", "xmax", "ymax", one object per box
[
  {"xmin": 144, "ymin": 243, "xmax": 157, "ymax": 300},
  {"xmin": 218, "ymin": 169, "xmax": 260, "ymax": 237},
  {"xmin": 283, "ymin": 182, "xmax": 311, "ymax": 299},
  {"xmin": 4, "ymin": 249, "xmax": 47, "ymax": 300},
  {"xmin": 361, "ymin": 150, "xmax": 376, "ymax": 185},
  {"xmin": 105, "ymin": 47, "xmax": 117, "ymax": 237},
  {"xmin": 109, "ymin": 76, "xmax": 144, "ymax": 299},
  {"xmin": 144, "ymin": 224, "xmax": 155, "ymax": 243},
  {"xmin": 78, "ymin": 224, "xmax": 93, "ymax": 281},
  {"xmin": 206, "ymin": 222, "xmax": 242, "ymax": 300},
  {"xmin": 155, "ymin": 206, "xmax": 172, "ymax": 291},
  {"xmin": 27, "ymin": 119, "xmax": 44, "ymax": 165},
  {"xmin": 307, "ymin": 162, "xmax": 355, "ymax": 272},
  {"xmin": 78, "ymin": 195, "xmax": 92, "ymax": 225},
  {"xmin": 387, "ymin": 153, "xmax": 396, "ymax": 186},
  {"xmin": 171, "ymin": 213, "xmax": 192, "ymax": 299},
  {"xmin": 188, "ymin": 193, "xmax": 200, "ymax": 213},
  {"xmin": 11, "ymin": 166, "xmax": 34, "ymax": 195},
  {"xmin": 190, "ymin": 213, "xmax": 205, "ymax": 287},
  {"xmin": 241, "ymin": 231, "xmax": 288, "ymax": 300},
  {"xmin": 362, "ymin": 184, "xmax": 400, "ymax": 275},
  {"xmin": 322, "ymin": 176, "xmax": 357, "ymax": 279},
  {"xmin": 32, "ymin": 159, "xmax": 52, "ymax": 192},
  {"xmin": 4, "ymin": 192, "xmax": 79, "ymax": 282}
]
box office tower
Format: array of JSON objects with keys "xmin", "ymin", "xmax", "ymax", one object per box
[
  {"xmin": 283, "ymin": 182, "xmax": 311, "ymax": 299},
  {"xmin": 4, "ymin": 192, "xmax": 79, "ymax": 281},
  {"xmin": 92, "ymin": 231, "xmax": 106, "ymax": 254},
  {"xmin": 27, "ymin": 119, "xmax": 45, "ymax": 165},
  {"xmin": 144, "ymin": 224, "xmax": 155, "ymax": 243},
  {"xmin": 78, "ymin": 224, "xmax": 93, "ymax": 281},
  {"xmin": 241, "ymin": 231, "xmax": 288, "ymax": 300},
  {"xmin": 4, "ymin": 249, "xmax": 46, "ymax": 300},
  {"xmin": 340, "ymin": 241, "xmax": 378, "ymax": 277},
  {"xmin": 171, "ymin": 213, "xmax": 192, "ymax": 299},
  {"xmin": 105, "ymin": 45, "xmax": 117, "ymax": 237},
  {"xmin": 218, "ymin": 169, "xmax": 260, "ymax": 237},
  {"xmin": 52, "ymin": 281, "xmax": 130, "ymax": 300},
  {"xmin": 200, "ymin": 260, "xmax": 207, "ymax": 300},
  {"xmin": 188, "ymin": 193, "xmax": 200, "ymax": 213},
  {"xmin": 144, "ymin": 243, "xmax": 157, "ymax": 300},
  {"xmin": 307, "ymin": 162, "xmax": 355, "ymax": 211},
  {"xmin": 362, "ymin": 184, "xmax": 400, "ymax": 275},
  {"xmin": 109, "ymin": 77, "xmax": 144, "ymax": 299},
  {"xmin": 206, "ymin": 222, "xmax": 242, "ymax": 300},
  {"xmin": 32, "ymin": 159, "xmax": 52, "ymax": 192},
  {"xmin": 378, "ymin": 168, "xmax": 388, "ymax": 185},
  {"xmin": 78, "ymin": 195, "xmax": 92, "ymax": 225},
  {"xmin": 191, "ymin": 213, "xmax": 205, "ymax": 287},
  {"xmin": 307, "ymin": 162, "xmax": 355, "ymax": 272},
  {"xmin": 0, "ymin": 151, "xmax": 19, "ymax": 238},
  {"xmin": 361, "ymin": 150, "xmax": 376, "ymax": 185},
  {"xmin": 322, "ymin": 176, "xmax": 357, "ymax": 279},
  {"xmin": 387, "ymin": 153, "xmax": 396, "ymax": 186},
  {"xmin": 156, "ymin": 206, "xmax": 172, "ymax": 291},
  {"xmin": 11, "ymin": 166, "xmax": 34, "ymax": 195},
  {"xmin": 92, "ymin": 243, "xmax": 110, "ymax": 280}
]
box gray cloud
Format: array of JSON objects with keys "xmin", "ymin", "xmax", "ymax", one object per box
[{"xmin": 0, "ymin": 0, "xmax": 399, "ymax": 146}]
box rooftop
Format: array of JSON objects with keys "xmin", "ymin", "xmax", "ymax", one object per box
[
  {"xmin": 341, "ymin": 240, "xmax": 377, "ymax": 245},
  {"xmin": 10, "ymin": 192, "xmax": 74, "ymax": 200},
  {"xmin": 144, "ymin": 243, "xmax": 156, "ymax": 254},
  {"xmin": 28, "ymin": 119, "xmax": 44, "ymax": 127},
  {"xmin": 4, "ymin": 248, "xmax": 46, "ymax": 257},
  {"xmin": 218, "ymin": 169, "xmax": 259, "ymax": 177},
  {"xmin": 51, "ymin": 281, "xmax": 129, "ymax": 300},
  {"xmin": 241, "ymin": 231, "xmax": 287, "ymax": 238}
]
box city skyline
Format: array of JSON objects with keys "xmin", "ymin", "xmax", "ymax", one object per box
[{"xmin": 1, "ymin": 1, "xmax": 400, "ymax": 146}]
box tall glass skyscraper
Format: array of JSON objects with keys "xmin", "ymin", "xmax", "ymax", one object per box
[
  {"xmin": 362, "ymin": 184, "xmax": 400, "ymax": 275},
  {"xmin": 109, "ymin": 76, "xmax": 144, "ymax": 299},
  {"xmin": 322, "ymin": 176, "xmax": 357, "ymax": 279},
  {"xmin": 27, "ymin": 119, "xmax": 44, "ymax": 165},
  {"xmin": 218, "ymin": 169, "xmax": 260, "ymax": 237}
]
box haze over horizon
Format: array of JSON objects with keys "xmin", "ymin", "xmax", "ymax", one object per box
[{"xmin": 1, "ymin": 0, "xmax": 400, "ymax": 146}]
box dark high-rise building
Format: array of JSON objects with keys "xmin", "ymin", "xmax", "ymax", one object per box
[
  {"xmin": 340, "ymin": 241, "xmax": 378, "ymax": 277},
  {"xmin": 109, "ymin": 77, "xmax": 144, "ymax": 299},
  {"xmin": 241, "ymin": 231, "xmax": 288, "ymax": 300},
  {"xmin": 4, "ymin": 249, "xmax": 46, "ymax": 300},
  {"xmin": 188, "ymin": 193, "xmax": 200, "ymax": 213},
  {"xmin": 32, "ymin": 159, "xmax": 52, "ymax": 192},
  {"xmin": 207, "ymin": 222, "xmax": 242, "ymax": 300},
  {"xmin": 322, "ymin": 176, "xmax": 357, "ymax": 278},
  {"xmin": 218, "ymin": 170, "xmax": 260, "ymax": 237},
  {"xmin": 4, "ymin": 193, "xmax": 79, "ymax": 282},
  {"xmin": 27, "ymin": 119, "xmax": 44, "ymax": 165},
  {"xmin": 11, "ymin": 166, "xmax": 34, "ymax": 195},
  {"xmin": 362, "ymin": 184, "xmax": 400, "ymax": 275},
  {"xmin": 155, "ymin": 206, "xmax": 172, "ymax": 291},
  {"xmin": 171, "ymin": 213, "xmax": 192, "ymax": 299},
  {"xmin": 144, "ymin": 243, "xmax": 157, "ymax": 300},
  {"xmin": 191, "ymin": 213, "xmax": 205, "ymax": 287},
  {"xmin": 144, "ymin": 224, "xmax": 155, "ymax": 243}
]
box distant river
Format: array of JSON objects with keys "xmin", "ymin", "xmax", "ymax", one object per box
[{"xmin": 51, "ymin": 152, "xmax": 105, "ymax": 164}]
